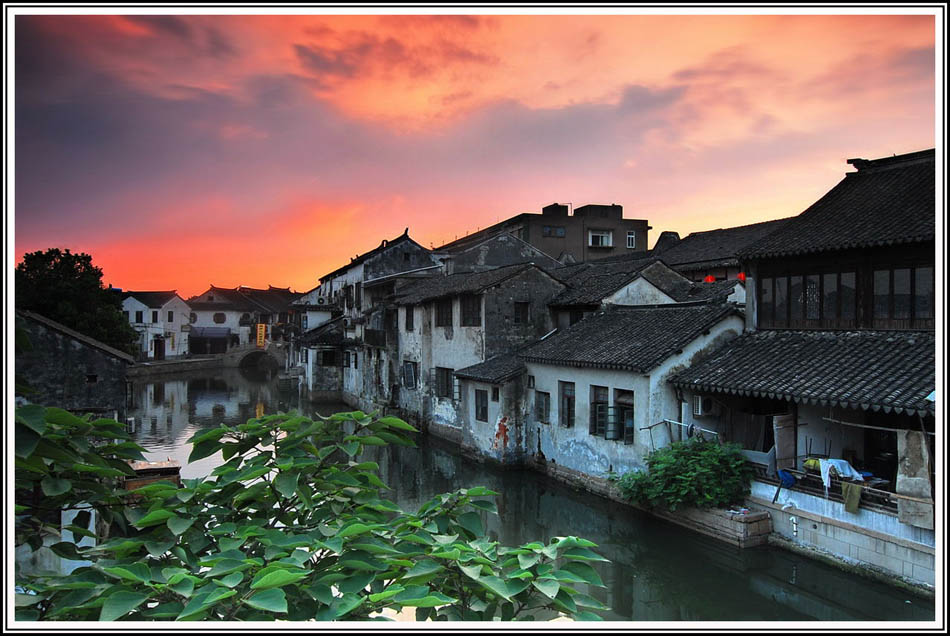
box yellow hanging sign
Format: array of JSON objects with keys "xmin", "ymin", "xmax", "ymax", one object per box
[
  {"xmin": 256, "ymin": 323, "xmax": 266, "ymax": 347},
  {"xmin": 256, "ymin": 402, "xmax": 264, "ymax": 419}
]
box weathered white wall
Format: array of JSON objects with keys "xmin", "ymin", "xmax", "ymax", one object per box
[
  {"xmin": 396, "ymin": 304, "xmax": 427, "ymax": 418},
  {"xmin": 525, "ymin": 314, "xmax": 745, "ymax": 479},
  {"xmin": 525, "ymin": 363, "xmax": 651, "ymax": 478},
  {"xmin": 459, "ymin": 379, "xmax": 525, "ymax": 463},
  {"xmin": 191, "ymin": 308, "xmax": 248, "ymax": 344},
  {"xmin": 606, "ymin": 278, "xmax": 676, "ymax": 306}
]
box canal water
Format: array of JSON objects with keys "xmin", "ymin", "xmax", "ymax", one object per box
[{"xmin": 128, "ymin": 368, "xmax": 934, "ymax": 623}]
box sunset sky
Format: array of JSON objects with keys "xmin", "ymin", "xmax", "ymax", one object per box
[{"xmin": 12, "ymin": 10, "xmax": 937, "ymax": 298}]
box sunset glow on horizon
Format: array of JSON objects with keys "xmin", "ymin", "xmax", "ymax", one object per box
[{"xmin": 14, "ymin": 11, "xmax": 936, "ymax": 298}]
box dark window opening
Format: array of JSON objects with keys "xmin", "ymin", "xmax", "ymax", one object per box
[
  {"xmin": 491, "ymin": 386, "xmax": 499, "ymax": 402},
  {"xmin": 85, "ymin": 374, "xmax": 98, "ymax": 384},
  {"xmin": 460, "ymin": 295, "xmax": 481, "ymax": 327},
  {"xmin": 536, "ymin": 391, "xmax": 551, "ymax": 424},
  {"xmin": 405, "ymin": 305, "xmax": 415, "ymax": 331},
  {"xmin": 475, "ymin": 389, "xmax": 488, "ymax": 422},
  {"xmin": 213, "ymin": 312, "xmax": 226, "ymax": 324},
  {"xmin": 151, "ymin": 310, "xmax": 159, "ymax": 323},
  {"xmin": 589, "ymin": 385, "xmax": 608, "ymax": 436},
  {"xmin": 135, "ymin": 310, "xmax": 144, "ymax": 323},
  {"xmin": 559, "ymin": 381, "xmax": 575, "ymax": 428},
  {"xmin": 435, "ymin": 299, "xmax": 453, "ymax": 327},
  {"xmin": 402, "ymin": 361, "xmax": 418, "ymax": 389},
  {"xmin": 320, "ymin": 350, "xmax": 338, "ymax": 367},
  {"xmin": 514, "ymin": 302, "xmax": 530, "ymax": 324},
  {"xmin": 435, "ymin": 367, "xmax": 454, "ymax": 398},
  {"xmin": 168, "ymin": 310, "xmax": 174, "ymax": 323}
]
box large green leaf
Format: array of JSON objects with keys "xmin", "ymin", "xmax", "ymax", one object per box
[
  {"xmin": 456, "ymin": 512, "xmax": 483, "ymax": 538},
  {"xmin": 14, "ymin": 424, "xmax": 40, "ymax": 459},
  {"xmin": 273, "ymin": 471, "xmax": 299, "ymax": 498},
  {"xmin": 560, "ymin": 561, "xmax": 605, "ymax": 587},
  {"xmin": 244, "ymin": 588, "xmax": 288, "ymax": 613},
  {"xmin": 532, "ymin": 578, "xmax": 560, "ymax": 600},
  {"xmin": 250, "ymin": 568, "xmax": 310, "ymax": 590},
  {"xmin": 133, "ymin": 509, "xmax": 175, "ymax": 528},
  {"xmin": 167, "ymin": 516, "xmax": 196, "ymax": 536},
  {"xmin": 40, "ymin": 477, "xmax": 72, "ymax": 497},
  {"xmin": 16, "ymin": 404, "xmax": 47, "ymax": 434},
  {"xmin": 103, "ymin": 562, "xmax": 152, "ymax": 584},
  {"xmin": 99, "ymin": 590, "xmax": 149, "ymax": 621}
]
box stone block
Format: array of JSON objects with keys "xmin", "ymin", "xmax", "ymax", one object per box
[{"xmin": 912, "ymin": 563, "xmax": 935, "ymax": 586}]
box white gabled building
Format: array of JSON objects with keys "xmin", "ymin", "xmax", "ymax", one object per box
[
  {"xmin": 514, "ymin": 303, "xmax": 744, "ymax": 479},
  {"xmin": 121, "ymin": 291, "xmax": 191, "ymax": 360}
]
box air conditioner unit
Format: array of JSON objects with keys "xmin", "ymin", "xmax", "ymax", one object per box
[{"xmin": 692, "ymin": 395, "xmax": 718, "ymax": 417}]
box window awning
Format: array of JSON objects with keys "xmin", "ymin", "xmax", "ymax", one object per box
[{"xmin": 190, "ymin": 327, "xmax": 231, "ymax": 339}]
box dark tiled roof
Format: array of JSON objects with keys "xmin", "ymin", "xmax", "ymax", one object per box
[
  {"xmin": 433, "ymin": 215, "xmax": 532, "ymax": 252},
  {"xmin": 298, "ymin": 317, "xmax": 349, "ymax": 347},
  {"xmin": 673, "ymin": 279, "xmax": 743, "ymax": 303},
  {"xmin": 320, "ymin": 229, "xmax": 427, "ymax": 281},
  {"xmin": 187, "ymin": 286, "xmax": 260, "ymax": 312},
  {"xmin": 550, "ymin": 258, "xmax": 660, "ymax": 306},
  {"xmin": 739, "ymin": 149, "xmax": 935, "ymax": 260},
  {"xmin": 394, "ymin": 263, "xmax": 556, "ymax": 305},
  {"xmin": 455, "ymin": 352, "xmax": 526, "ymax": 384},
  {"xmin": 17, "ymin": 310, "xmax": 135, "ymax": 364},
  {"xmin": 669, "ymin": 330, "xmax": 935, "ymax": 416},
  {"xmin": 550, "ymin": 259, "xmax": 728, "ymax": 307},
  {"xmin": 187, "ymin": 285, "xmax": 300, "ymax": 313},
  {"xmin": 237, "ymin": 286, "xmax": 301, "ymax": 314},
  {"xmin": 656, "ymin": 218, "xmax": 793, "ymax": 271},
  {"xmin": 521, "ymin": 303, "xmax": 742, "ymax": 372},
  {"xmin": 122, "ymin": 290, "xmax": 182, "ymax": 308}
]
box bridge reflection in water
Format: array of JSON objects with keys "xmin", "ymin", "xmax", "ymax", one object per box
[{"xmin": 125, "ymin": 371, "xmax": 934, "ymax": 623}]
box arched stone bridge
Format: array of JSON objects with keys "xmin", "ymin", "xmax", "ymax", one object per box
[{"xmin": 222, "ymin": 342, "xmax": 289, "ymax": 370}]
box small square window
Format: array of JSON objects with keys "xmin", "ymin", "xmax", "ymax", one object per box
[
  {"xmin": 626, "ymin": 231, "xmax": 636, "ymax": 249},
  {"xmin": 491, "ymin": 386, "xmax": 499, "ymax": 402},
  {"xmin": 86, "ymin": 374, "xmax": 98, "ymax": 384}
]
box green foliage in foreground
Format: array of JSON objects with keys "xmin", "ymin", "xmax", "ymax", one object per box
[
  {"xmin": 615, "ymin": 438, "xmax": 755, "ymax": 512},
  {"xmin": 14, "ymin": 405, "xmax": 609, "ymax": 621}
]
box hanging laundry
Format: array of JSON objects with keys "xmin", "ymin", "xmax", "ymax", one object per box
[{"xmin": 841, "ymin": 481, "xmax": 863, "ymax": 514}]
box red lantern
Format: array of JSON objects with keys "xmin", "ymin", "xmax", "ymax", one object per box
[
  {"xmin": 703, "ymin": 275, "xmax": 715, "ymax": 283},
  {"xmin": 737, "ymin": 272, "xmax": 746, "ymax": 282}
]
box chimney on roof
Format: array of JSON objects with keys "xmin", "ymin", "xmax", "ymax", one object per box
[
  {"xmin": 542, "ymin": 202, "xmax": 569, "ymax": 217},
  {"xmin": 846, "ymin": 157, "xmax": 872, "ymax": 171}
]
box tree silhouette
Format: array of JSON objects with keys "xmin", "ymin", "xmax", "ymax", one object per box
[{"xmin": 15, "ymin": 248, "xmax": 138, "ymax": 355}]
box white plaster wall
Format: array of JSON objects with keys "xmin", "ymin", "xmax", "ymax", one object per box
[
  {"xmin": 525, "ymin": 363, "xmax": 651, "ymax": 478},
  {"xmin": 606, "ymin": 278, "xmax": 676, "ymax": 306},
  {"xmin": 425, "ymin": 297, "xmax": 485, "ymax": 428},
  {"xmin": 524, "ymin": 314, "xmax": 745, "ymax": 479},
  {"xmin": 162, "ymin": 297, "xmax": 192, "ymax": 356},
  {"xmin": 462, "ymin": 380, "xmax": 511, "ymax": 456},
  {"xmin": 396, "ymin": 304, "xmax": 427, "ymax": 418},
  {"xmin": 122, "ymin": 297, "xmax": 154, "ymax": 355},
  {"xmin": 191, "ymin": 309, "xmax": 245, "ymax": 343},
  {"xmin": 324, "ymin": 263, "xmax": 364, "ymax": 317}
]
